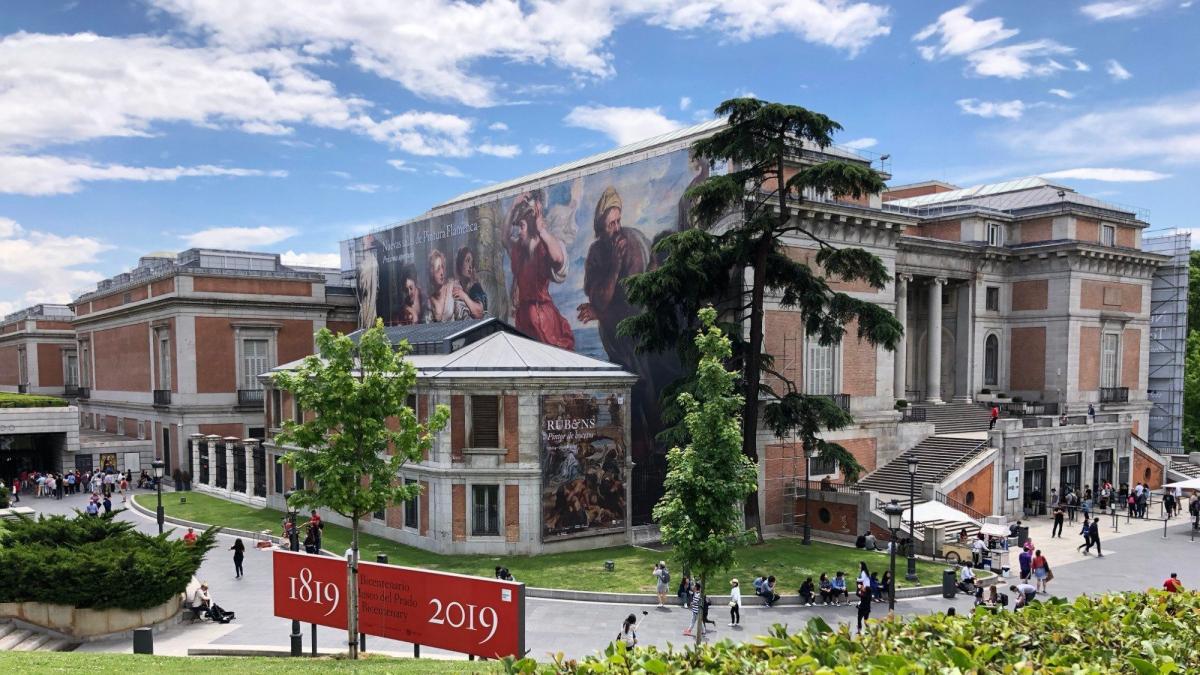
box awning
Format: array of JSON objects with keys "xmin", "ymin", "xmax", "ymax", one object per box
[
  {"xmin": 902, "ymin": 500, "xmax": 977, "ymax": 525},
  {"xmin": 1162, "ymin": 478, "xmax": 1200, "ymax": 490}
]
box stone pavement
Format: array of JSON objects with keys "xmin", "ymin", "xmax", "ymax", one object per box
[{"xmin": 17, "ymin": 489, "xmax": 1200, "ymax": 662}]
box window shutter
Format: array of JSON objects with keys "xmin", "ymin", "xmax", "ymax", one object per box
[{"xmin": 471, "ymin": 395, "xmax": 500, "ymax": 448}]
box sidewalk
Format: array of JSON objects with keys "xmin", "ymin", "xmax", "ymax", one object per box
[{"xmin": 1017, "ymin": 508, "xmax": 1177, "ymax": 566}]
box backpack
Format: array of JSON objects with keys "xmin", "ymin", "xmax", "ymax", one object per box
[{"xmin": 661, "ymin": 569, "xmax": 670, "ymax": 585}]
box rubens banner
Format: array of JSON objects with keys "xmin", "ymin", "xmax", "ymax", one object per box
[{"xmin": 272, "ymin": 550, "xmax": 525, "ymax": 659}]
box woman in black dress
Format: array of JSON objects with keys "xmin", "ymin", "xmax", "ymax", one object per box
[{"xmin": 230, "ymin": 538, "xmax": 245, "ymax": 578}]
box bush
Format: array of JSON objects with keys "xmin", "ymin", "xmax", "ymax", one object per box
[
  {"xmin": 894, "ymin": 399, "xmax": 908, "ymax": 409},
  {"xmin": 0, "ymin": 393, "xmax": 68, "ymax": 408},
  {"xmin": 0, "ymin": 511, "xmax": 218, "ymax": 610},
  {"xmin": 530, "ymin": 591, "xmax": 1200, "ymax": 674},
  {"xmin": 995, "ymin": 392, "xmax": 1007, "ymax": 398},
  {"xmin": 1012, "ymin": 396, "xmax": 1024, "ymax": 404},
  {"xmin": 980, "ymin": 388, "xmax": 991, "ymax": 395},
  {"xmin": 0, "ymin": 485, "xmax": 8, "ymax": 508}
]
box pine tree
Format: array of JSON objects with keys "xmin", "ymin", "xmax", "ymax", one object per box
[{"xmin": 621, "ymin": 98, "xmax": 902, "ymax": 537}]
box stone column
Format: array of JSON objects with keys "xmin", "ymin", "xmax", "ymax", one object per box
[
  {"xmin": 893, "ymin": 274, "xmax": 910, "ymax": 400},
  {"xmin": 189, "ymin": 433, "xmax": 202, "ymax": 486},
  {"xmin": 244, "ymin": 439, "xmax": 257, "ymax": 497},
  {"xmin": 926, "ymin": 277, "xmax": 945, "ymax": 404},
  {"xmin": 224, "ymin": 437, "xmax": 237, "ymax": 493},
  {"xmin": 954, "ymin": 283, "xmax": 974, "ymax": 402}
]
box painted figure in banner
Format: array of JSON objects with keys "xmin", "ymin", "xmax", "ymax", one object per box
[
  {"xmin": 357, "ymin": 234, "xmax": 381, "ymax": 327},
  {"xmin": 507, "ymin": 190, "xmax": 574, "ymax": 349},
  {"xmin": 397, "ymin": 264, "xmax": 423, "ymax": 325},
  {"xmin": 426, "ymin": 249, "xmax": 456, "ymax": 322},
  {"xmin": 454, "ymin": 246, "xmax": 488, "ymax": 320}
]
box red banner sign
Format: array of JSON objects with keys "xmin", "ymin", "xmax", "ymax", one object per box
[{"xmin": 272, "ymin": 551, "xmax": 525, "ymax": 659}]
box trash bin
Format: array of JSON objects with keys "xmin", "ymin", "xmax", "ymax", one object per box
[
  {"xmin": 133, "ymin": 627, "xmax": 154, "ymax": 655},
  {"xmin": 1014, "ymin": 526, "xmax": 1029, "ymax": 547},
  {"xmin": 942, "ymin": 568, "xmax": 957, "ymax": 599}
]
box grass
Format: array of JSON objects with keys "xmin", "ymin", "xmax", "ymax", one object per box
[
  {"xmin": 136, "ymin": 492, "xmax": 964, "ymax": 593},
  {"xmin": 0, "ymin": 392, "xmax": 67, "ymax": 408},
  {"xmin": 0, "ymin": 653, "xmax": 497, "ymax": 673}
]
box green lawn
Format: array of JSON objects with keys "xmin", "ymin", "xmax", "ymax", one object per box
[
  {"xmin": 135, "ymin": 492, "xmax": 961, "ymax": 593},
  {"xmin": 0, "ymin": 653, "xmax": 496, "ymax": 673}
]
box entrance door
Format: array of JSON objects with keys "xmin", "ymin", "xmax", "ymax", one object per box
[
  {"xmin": 1059, "ymin": 452, "xmax": 1081, "ymax": 495},
  {"xmin": 1023, "ymin": 456, "xmax": 1047, "ymax": 516},
  {"xmin": 1093, "ymin": 449, "xmax": 1113, "ymax": 492}
]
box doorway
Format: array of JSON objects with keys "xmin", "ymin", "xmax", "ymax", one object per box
[
  {"xmin": 1059, "ymin": 452, "xmax": 1081, "ymax": 495},
  {"xmin": 1023, "ymin": 456, "xmax": 1047, "ymax": 516}
]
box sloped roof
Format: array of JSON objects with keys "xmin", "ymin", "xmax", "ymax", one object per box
[
  {"xmin": 416, "ymin": 331, "xmax": 633, "ymax": 378},
  {"xmin": 888, "ymin": 176, "xmax": 1137, "ymax": 217},
  {"xmin": 348, "ymin": 317, "xmax": 520, "ymax": 347}
]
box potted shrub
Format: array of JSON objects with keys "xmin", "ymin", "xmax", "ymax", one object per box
[
  {"xmin": 895, "ymin": 399, "xmax": 908, "ymax": 410},
  {"xmin": 980, "ymin": 388, "xmax": 991, "ymax": 395}
]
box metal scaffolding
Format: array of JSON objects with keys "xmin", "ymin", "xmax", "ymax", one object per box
[{"xmin": 1144, "ymin": 231, "xmax": 1191, "ymax": 453}]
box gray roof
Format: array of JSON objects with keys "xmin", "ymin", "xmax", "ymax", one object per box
[
  {"xmin": 887, "ymin": 176, "xmax": 1140, "ymax": 219},
  {"xmin": 349, "ymin": 317, "xmax": 520, "ymax": 348}
]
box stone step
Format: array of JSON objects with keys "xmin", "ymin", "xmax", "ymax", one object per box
[
  {"xmin": 38, "ymin": 637, "xmax": 76, "ymax": 652},
  {"xmin": 12, "ymin": 633, "xmax": 50, "ymax": 652},
  {"xmin": 0, "ymin": 629, "xmax": 33, "ymax": 650},
  {"xmin": 0, "ymin": 623, "xmax": 16, "ymax": 643}
]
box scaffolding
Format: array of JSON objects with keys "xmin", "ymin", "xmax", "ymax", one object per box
[{"xmin": 1144, "ymin": 230, "xmax": 1190, "ymax": 453}]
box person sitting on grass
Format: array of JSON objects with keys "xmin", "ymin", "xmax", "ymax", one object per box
[{"xmin": 831, "ymin": 571, "xmax": 849, "ymax": 606}]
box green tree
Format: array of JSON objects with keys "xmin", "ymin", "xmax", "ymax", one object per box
[
  {"xmin": 272, "ymin": 321, "xmax": 449, "ymax": 659},
  {"xmin": 1184, "ymin": 330, "xmax": 1200, "ymax": 452},
  {"xmin": 1188, "ymin": 250, "xmax": 1200, "ymax": 332},
  {"xmin": 622, "ymin": 98, "xmax": 901, "ymax": 536},
  {"xmin": 652, "ymin": 307, "xmax": 758, "ymax": 645}
]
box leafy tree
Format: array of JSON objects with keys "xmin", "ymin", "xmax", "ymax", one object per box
[
  {"xmin": 652, "ymin": 307, "xmax": 758, "ymax": 645},
  {"xmin": 272, "ymin": 321, "xmax": 449, "ymax": 659},
  {"xmin": 622, "ymin": 98, "xmax": 901, "ymax": 536},
  {"xmin": 1189, "ymin": 250, "xmax": 1200, "ymax": 332},
  {"xmin": 1184, "ymin": 330, "xmax": 1200, "ymax": 452}
]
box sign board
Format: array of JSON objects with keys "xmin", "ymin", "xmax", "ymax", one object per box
[
  {"xmin": 1006, "ymin": 469, "xmax": 1020, "ymax": 500},
  {"xmin": 273, "ymin": 550, "xmax": 525, "ymax": 659},
  {"xmin": 540, "ymin": 393, "xmax": 626, "ymax": 540}
]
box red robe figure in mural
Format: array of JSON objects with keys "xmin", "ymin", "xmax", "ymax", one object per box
[{"xmin": 507, "ymin": 191, "xmax": 574, "ymax": 350}]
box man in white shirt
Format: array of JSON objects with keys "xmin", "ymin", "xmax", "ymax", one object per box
[
  {"xmin": 971, "ymin": 536, "xmax": 987, "ymax": 567},
  {"xmin": 957, "ymin": 563, "xmax": 976, "ymax": 592}
]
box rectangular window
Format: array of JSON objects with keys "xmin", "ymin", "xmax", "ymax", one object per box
[
  {"xmin": 241, "ymin": 338, "xmax": 269, "ymax": 390},
  {"xmin": 1100, "ymin": 333, "xmax": 1119, "ymax": 388},
  {"xmin": 116, "ymin": 418, "xmax": 125, "ymax": 436},
  {"xmin": 373, "ymin": 507, "xmax": 386, "ymax": 521},
  {"xmin": 17, "ymin": 348, "xmax": 27, "ymax": 384},
  {"xmin": 987, "ymin": 223, "xmax": 1004, "ymax": 247},
  {"xmin": 273, "ymin": 456, "xmax": 283, "ymax": 494},
  {"xmin": 471, "ymin": 484, "xmax": 500, "ymax": 536},
  {"xmin": 810, "ymin": 454, "xmax": 837, "ymax": 476},
  {"xmin": 404, "ymin": 477, "xmax": 419, "ymax": 530},
  {"xmin": 1101, "ymin": 224, "xmax": 1115, "ymax": 246},
  {"xmin": 271, "ymin": 390, "xmax": 282, "ymax": 429},
  {"xmin": 985, "ymin": 286, "xmax": 1000, "ymax": 311},
  {"xmin": 295, "ymin": 471, "xmax": 305, "ymax": 491},
  {"xmin": 79, "ymin": 343, "xmax": 90, "ymax": 387},
  {"xmin": 65, "ymin": 351, "xmax": 79, "ymax": 386},
  {"xmin": 470, "ymin": 395, "xmax": 500, "ymax": 448},
  {"xmin": 137, "ymin": 421, "xmax": 145, "ymax": 440},
  {"xmin": 805, "ymin": 341, "xmax": 834, "ymax": 396},
  {"xmin": 157, "ymin": 332, "xmax": 172, "ymax": 390}
]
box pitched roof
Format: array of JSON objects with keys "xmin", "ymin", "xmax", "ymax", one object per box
[{"xmin": 412, "ymin": 331, "xmax": 635, "ymax": 379}]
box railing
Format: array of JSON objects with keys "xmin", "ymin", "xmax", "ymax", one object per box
[
  {"xmin": 900, "ymin": 406, "xmax": 926, "ymax": 423},
  {"xmin": 76, "ymin": 386, "xmax": 90, "ymax": 400},
  {"xmin": 788, "ymin": 479, "xmax": 860, "ymax": 496},
  {"xmin": 1100, "ymin": 387, "xmax": 1129, "ymax": 403},
  {"xmin": 825, "ymin": 393, "xmax": 850, "ymax": 412},
  {"xmin": 153, "ymin": 389, "xmax": 171, "ymax": 406},
  {"xmin": 904, "ymin": 388, "xmax": 923, "ymax": 402},
  {"xmin": 17, "ymin": 384, "xmax": 28, "ymax": 394},
  {"xmin": 935, "ymin": 490, "xmax": 987, "ymax": 521},
  {"xmin": 64, "ymin": 385, "xmax": 79, "ymax": 397},
  {"xmin": 237, "ymin": 389, "xmax": 265, "ymax": 408}
]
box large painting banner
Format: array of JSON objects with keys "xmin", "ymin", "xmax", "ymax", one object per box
[{"xmin": 540, "ymin": 393, "xmax": 626, "ymax": 539}]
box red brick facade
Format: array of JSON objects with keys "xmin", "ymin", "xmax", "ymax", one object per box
[
  {"xmin": 452, "ymin": 484, "xmax": 466, "ymax": 541},
  {"xmin": 1011, "ymin": 280, "xmax": 1048, "ymax": 311},
  {"xmin": 1080, "ymin": 280, "xmax": 1142, "ymax": 313},
  {"xmin": 503, "ymin": 394, "xmax": 519, "ymax": 462},
  {"xmin": 1122, "ymin": 329, "xmax": 1140, "ymax": 387},
  {"xmin": 948, "ymin": 463, "xmax": 994, "ymax": 516},
  {"xmin": 842, "ymin": 320, "xmax": 877, "ymax": 397},
  {"xmin": 505, "ymin": 484, "xmax": 520, "ymax": 542},
  {"xmin": 1009, "ymin": 327, "xmax": 1046, "ymax": 391}
]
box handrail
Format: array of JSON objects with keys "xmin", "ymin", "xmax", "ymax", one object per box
[
  {"xmin": 935, "ymin": 490, "xmax": 987, "ymax": 521},
  {"xmin": 789, "ymin": 479, "xmax": 860, "ymax": 496}
]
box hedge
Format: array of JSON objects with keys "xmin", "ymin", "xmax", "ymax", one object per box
[
  {"xmin": 512, "ymin": 591, "xmax": 1200, "ymax": 673},
  {"xmin": 0, "ymin": 392, "xmax": 68, "ymax": 408},
  {"xmin": 0, "ymin": 511, "xmax": 217, "ymax": 610}
]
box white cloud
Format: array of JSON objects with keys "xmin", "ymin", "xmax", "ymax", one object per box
[
  {"xmin": 1081, "ymin": 0, "xmax": 1170, "ymax": 20},
  {"xmin": 0, "ymin": 217, "xmax": 112, "ymax": 313},
  {"xmin": 387, "ymin": 159, "xmax": 417, "ymax": 172},
  {"xmin": 534, "ymin": 144, "xmax": 554, "ymax": 155},
  {"xmin": 346, "ymin": 183, "xmax": 379, "ymax": 193},
  {"xmin": 1107, "ymin": 59, "xmax": 1133, "ymax": 81},
  {"xmin": 488, "ymin": 122, "xmax": 509, "ymax": 131},
  {"xmin": 151, "ymin": 0, "xmax": 891, "ymax": 107},
  {"xmin": 564, "ymin": 105, "xmax": 684, "ymax": 145},
  {"xmin": 327, "ymin": 170, "xmax": 351, "ymax": 179},
  {"xmin": 431, "ymin": 163, "xmax": 466, "ymax": 179},
  {"xmin": 0, "ymin": 155, "xmax": 285, "ymax": 196},
  {"xmin": 913, "ymin": 5, "xmax": 1073, "ymax": 79},
  {"xmin": 679, "ymin": 96, "xmax": 692, "ymax": 110},
  {"xmin": 956, "ymin": 98, "xmax": 1026, "ymax": 119},
  {"xmin": 1041, "ymin": 167, "xmax": 1171, "ymax": 182},
  {"xmin": 183, "ymin": 225, "xmax": 297, "ymax": 248},
  {"xmin": 1073, "ymin": 59, "xmax": 1091, "ymax": 71},
  {"xmin": 1005, "ymin": 91, "xmax": 1200, "ymax": 164},
  {"xmin": 841, "ymin": 137, "xmax": 878, "ymax": 150},
  {"xmin": 477, "ymin": 143, "xmax": 522, "ymax": 158},
  {"xmin": 1048, "ymin": 88, "xmax": 1075, "ymax": 99},
  {"xmin": 280, "ymin": 250, "xmax": 339, "ymax": 267}
]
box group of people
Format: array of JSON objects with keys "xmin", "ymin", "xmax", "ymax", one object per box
[
  {"xmin": 282, "ymin": 510, "xmax": 325, "ymax": 555},
  {"xmin": 8, "ymin": 467, "xmax": 150, "ymax": 503}
]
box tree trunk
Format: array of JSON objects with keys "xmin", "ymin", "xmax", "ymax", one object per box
[
  {"xmin": 347, "ymin": 515, "xmax": 360, "ymax": 659},
  {"xmin": 694, "ymin": 573, "xmax": 707, "ymax": 648},
  {"xmin": 742, "ymin": 234, "xmax": 769, "ymax": 544}
]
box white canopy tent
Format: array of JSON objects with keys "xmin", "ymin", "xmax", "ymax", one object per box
[
  {"xmin": 1162, "ymin": 478, "xmax": 1200, "ymax": 490},
  {"xmin": 900, "ymin": 500, "xmax": 977, "ymax": 525}
]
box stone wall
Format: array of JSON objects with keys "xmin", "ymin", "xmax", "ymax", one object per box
[{"xmin": 0, "ymin": 594, "xmax": 181, "ymax": 641}]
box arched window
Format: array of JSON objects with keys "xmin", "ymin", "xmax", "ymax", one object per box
[{"xmin": 984, "ymin": 334, "xmax": 999, "ymax": 386}]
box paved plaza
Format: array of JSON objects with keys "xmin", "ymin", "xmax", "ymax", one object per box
[{"xmin": 18, "ymin": 489, "xmax": 1200, "ymax": 662}]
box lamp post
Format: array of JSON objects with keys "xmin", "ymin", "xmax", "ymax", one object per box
[
  {"xmin": 803, "ymin": 441, "xmax": 819, "ymax": 545},
  {"xmin": 152, "ymin": 459, "xmax": 165, "ymax": 535},
  {"xmin": 906, "ymin": 457, "xmax": 919, "ymax": 582},
  {"xmin": 285, "ymin": 490, "xmax": 303, "ymax": 657},
  {"xmin": 883, "ymin": 500, "xmax": 904, "ymax": 611}
]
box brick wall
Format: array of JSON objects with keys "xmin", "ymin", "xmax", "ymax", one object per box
[
  {"xmin": 419, "ymin": 481, "xmax": 430, "ymax": 537},
  {"xmin": 1019, "ymin": 217, "xmax": 1053, "ymax": 243},
  {"xmin": 916, "ymin": 220, "xmax": 961, "ymax": 241},
  {"xmin": 328, "ymin": 321, "xmax": 358, "ymax": 335},
  {"xmin": 37, "ymin": 343, "xmax": 64, "ymax": 387},
  {"xmin": 1132, "ymin": 448, "xmax": 1164, "ymax": 489},
  {"xmin": 505, "ymin": 484, "xmax": 520, "ymax": 542},
  {"xmin": 841, "ymin": 319, "xmax": 877, "ymax": 397},
  {"xmin": 786, "ymin": 246, "xmax": 876, "ymax": 293},
  {"xmin": 1076, "ymin": 217, "xmax": 1100, "ymax": 242},
  {"xmin": 1115, "ymin": 226, "xmax": 1136, "ymax": 248},
  {"xmin": 278, "ymin": 319, "xmax": 316, "ymax": 364},
  {"xmin": 195, "ymin": 317, "xmax": 236, "ymax": 393},
  {"xmin": 192, "ymin": 276, "xmax": 313, "ymax": 296},
  {"xmin": 124, "ymin": 417, "xmax": 138, "ymax": 438},
  {"xmin": 764, "ymin": 310, "xmax": 802, "ymax": 396},
  {"xmin": 1122, "ymin": 328, "xmax": 1140, "ymax": 387},
  {"xmin": 452, "ymin": 484, "xmax": 466, "ymax": 541},
  {"xmin": 883, "ymin": 184, "xmax": 954, "ymax": 201},
  {"xmin": 841, "ymin": 437, "xmax": 878, "ymax": 475},
  {"xmin": 34, "ymin": 321, "xmax": 73, "ymax": 331},
  {"xmin": 93, "ymin": 322, "xmax": 151, "ymax": 391},
  {"xmin": 91, "ymin": 285, "xmax": 148, "ymax": 312},
  {"xmin": 948, "ymin": 463, "xmax": 994, "ymax": 516},
  {"xmin": 0, "ymin": 345, "xmax": 17, "ymax": 385},
  {"xmin": 796, "ymin": 498, "xmax": 859, "ymax": 537},
  {"xmin": 1009, "ymin": 327, "xmax": 1046, "ymax": 391},
  {"xmin": 762, "ymin": 437, "xmax": 875, "ymax": 527},
  {"xmin": 150, "ymin": 277, "xmax": 175, "ymax": 296},
  {"xmin": 450, "ymin": 395, "xmax": 465, "ymax": 461},
  {"xmin": 503, "ymin": 394, "xmax": 519, "ymax": 462},
  {"xmin": 386, "ymin": 504, "xmax": 403, "ymax": 529},
  {"xmin": 1011, "ymin": 280, "xmax": 1048, "ymax": 311},
  {"xmin": 199, "ymin": 423, "xmax": 244, "ymax": 438},
  {"xmin": 1080, "ymin": 281, "xmax": 1142, "ymax": 313},
  {"xmin": 1078, "ymin": 326, "xmax": 1100, "ymax": 391}
]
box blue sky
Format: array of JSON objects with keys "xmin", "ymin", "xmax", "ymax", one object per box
[{"xmin": 0, "ymin": 0, "xmax": 1196, "ymax": 314}]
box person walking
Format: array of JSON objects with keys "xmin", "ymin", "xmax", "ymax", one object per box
[
  {"xmin": 231, "ymin": 538, "xmax": 245, "ymax": 578},
  {"xmin": 653, "ymin": 562, "xmax": 669, "ymax": 608},
  {"xmin": 1018, "ymin": 546, "xmax": 1032, "ymax": 581},
  {"xmin": 683, "ymin": 581, "xmax": 704, "ymax": 640},
  {"xmin": 1088, "ymin": 517, "xmax": 1103, "ymax": 557},
  {"xmin": 9, "ymin": 477, "xmax": 17, "ymax": 504},
  {"xmin": 1065, "ymin": 489, "xmax": 1078, "ymax": 523},
  {"xmin": 1163, "ymin": 573, "xmax": 1183, "ymax": 592},
  {"xmin": 855, "ymin": 581, "xmax": 872, "ymax": 634},
  {"xmin": 102, "ymin": 494, "xmax": 112, "ymax": 514},
  {"xmin": 1051, "ymin": 504, "xmax": 1065, "ymax": 538},
  {"xmin": 1076, "ymin": 518, "xmax": 1092, "ymax": 554},
  {"xmin": 1031, "ymin": 549, "xmax": 1050, "ymax": 593},
  {"xmin": 728, "ymin": 579, "xmax": 741, "ymax": 627},
  {"xmin": 119, "ymin": 475, "xmax": 129, "ymax": 503},
  {"xmin": 989, "ymin": 403, "xmax": 999, "ymax": 429}
]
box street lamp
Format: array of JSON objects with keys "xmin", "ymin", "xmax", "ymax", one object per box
[
  {"xmin": 151, "ymin": 459, "xmax": 165, "ymax": 535},
  {"xmin": 803, "ymin": 441, "xmax": 819, "ymax": 545},
  {"xmin": 284, "ymin": 490, "xmax": 302, "ymax": 657},
  {"xmin": 906, "ymin": 457, "xmax": 919, "ymax": 582},
  {"xmin": 883, "ymin": 500, "xmax": 904, "ymax": 611}
]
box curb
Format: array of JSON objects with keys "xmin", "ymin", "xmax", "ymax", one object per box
[
  {"xmin": 187, "ymin": 645, "xmax": 462, "ymax": 660},
  {"xmin": 128, "ymin": 496, "xmax": 1002, "ymax": 604}
]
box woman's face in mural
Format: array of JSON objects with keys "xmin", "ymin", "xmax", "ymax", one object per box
[
  {"xmin": 459, "ymin": 251, "xmax": 475, "ymax": 281},
  {"xmin": 430, "ymin": 255, "xmax": 446, "ymax": 286},
  {"xmin": 404, "ymin": 277, "xmax": 418, "ymax": 302}
]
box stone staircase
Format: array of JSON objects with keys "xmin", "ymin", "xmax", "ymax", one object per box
[
  {"xmin": 912, "ymin": 402, "xmax": 995, "ymax": 434},
  {"xmin": 857, "ymin": 436, "xmax": 989, "ymax": 497},
  {"xmin": 1165, "ymin": 455, "xmax": 1200, "ymax": 481},
  {"xmin": 0, "ymin": 621, "xmax": 77, "ymax": 652}
]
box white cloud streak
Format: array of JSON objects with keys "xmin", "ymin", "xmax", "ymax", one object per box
[
  {"xmin": 1081, "ymin": 0, "xmax": 1170, "ymax": 20},
  {"xmin": 280, "ymin": 250, "xmax": 340, "ymax": 267},
  {"xmin": 0, "ymin": 155, "xmax": 285, "ymax": 196},
  {"xmin": 183, "ymin": 225, "xmax": 297, "ymax": 248},
  {"xmin": 1048, "ymin": 88, "xmax": 1075, "ymax": 99},
  {"xmin": 564, "ymin": 105, "xmax": 684, "ymax": 145},
  {"xmin": 914, "ymin": 4, "xmax": 1074, "ymax": 79},
  {"xmin": 1106, "ymin": 59, "xmax": 1133, "ymax": 81},
  {"xmin": 477, "ymin": 143, "xmax": 522, "ymax": 158},
  {"xmin": 0, "ymin": 217, "xmax": 112, "ymax": 313},
  {"xmin": 841, "ymin": 137, "xmax": 878, "ymax": 149},
  {"xmin": 1041, "ymin": 167, "xmax": 1171, "ymax": 182},
  {"xmin": 957, "ymin": 98, "xmax": 1026, "ymax": 119}
]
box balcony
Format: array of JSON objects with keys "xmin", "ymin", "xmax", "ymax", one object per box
[
  {"xmin": 65, "ymin": 384, "xmax": 79, "ymax": 397},
  {"xmin": 76, "ymin": 387, "xmax": 90, "ymax": 400},
  {"xmin": 1100, "ymin": 387, "xmax": 1129, "ymax": 404},
  {"xmin": 237, "ymin": 389, "xmax": 265, "ymax": 409},
  {"xmin": 153, "ymin": 389, "xmax": 172, "ymax": 406}
]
